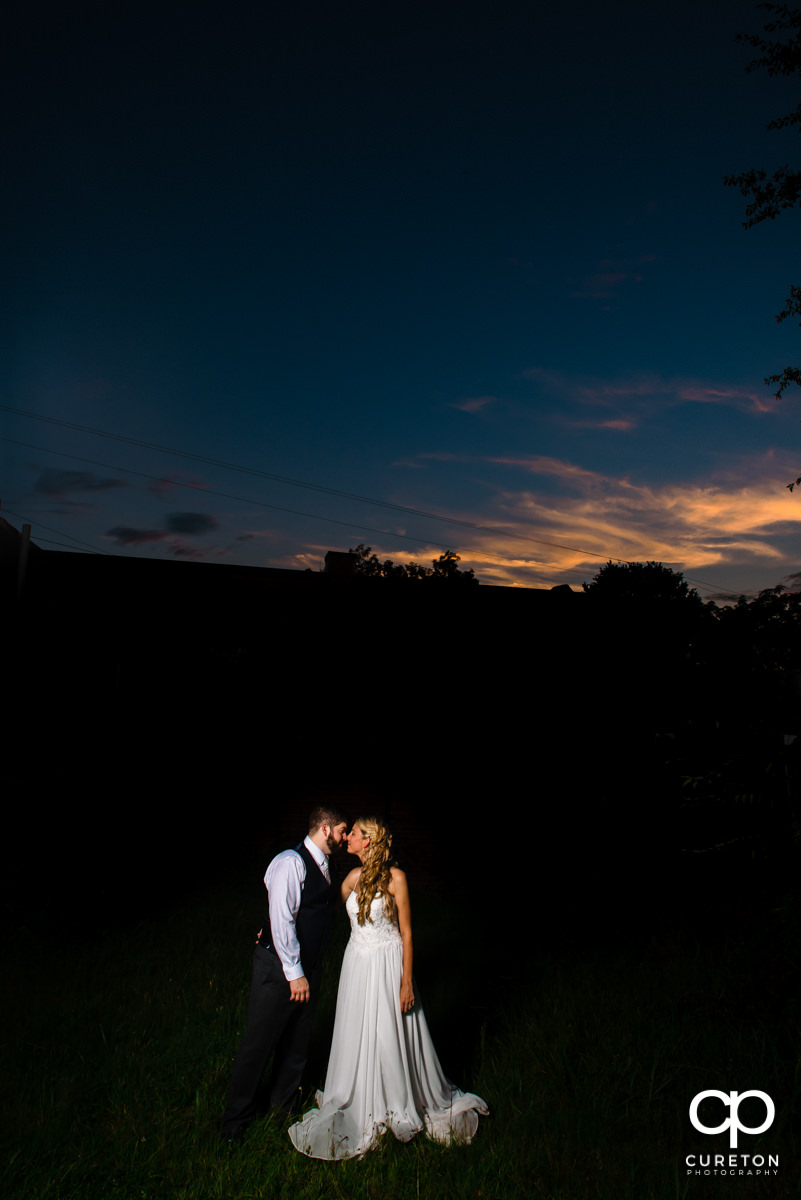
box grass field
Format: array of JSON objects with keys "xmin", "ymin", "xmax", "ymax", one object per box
[{"xmin": 3, "ymin": 860, "xmax": 799, "ymax": 1200}]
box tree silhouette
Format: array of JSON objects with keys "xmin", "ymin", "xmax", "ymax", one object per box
[
  {"xmin": 348, "ymin": 544, "xmax": 478, "ymax": 585},
  {"xmin": 582, "ymin": 560, "xmax": 703, "ymax": 610},
  {"xmin": 724, "ymin": 3, "xmax": 801, "ymax": 488},
  {"xmin": 708, "ymin": 583, "xmax": 801, "ymax": 671}
]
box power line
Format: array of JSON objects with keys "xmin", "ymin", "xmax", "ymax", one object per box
[
  {"xmin": 2, "ymin": 437, "xmax": 545, "ymax": 568},
  {"xmin": 2, "ymin": 409, "xmax": 749, "ymax": 595},
  {"xmin": 1, "ymin": 507, "xmax": 114, "ymax": 555},
  {"xmin": 30, "ymin": 536, "xmax": 105, "ymax": 552},
  {"xmin": 682, "ymin": 574, "xmax": 743, "ymax": 600},
  {"xmin": 1, "ymin": 405, "xmax": 620, "ymax": 564}
]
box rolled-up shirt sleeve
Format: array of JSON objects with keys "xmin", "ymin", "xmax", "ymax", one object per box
[{"xmin": 265, "ymin": 851, "xmax": 306, "ymax": 981}]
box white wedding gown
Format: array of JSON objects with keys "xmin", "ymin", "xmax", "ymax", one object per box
[{"xmin": 288, "ymin": 890, "xmax": 488, "ymax": 1160}]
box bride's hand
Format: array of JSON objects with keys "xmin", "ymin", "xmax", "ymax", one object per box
[{"xmin": 400, "ymin": 980, "xmax": 415, "ymax": 1014}]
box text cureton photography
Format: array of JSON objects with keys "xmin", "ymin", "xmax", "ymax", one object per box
[
  {"xmin": 685, "ymin": 1154, "xmax": 779, "ymax": 1178},
  {"xmin": 686, "ymin": 1089, "xmax": 779, "ymax": 1178}
]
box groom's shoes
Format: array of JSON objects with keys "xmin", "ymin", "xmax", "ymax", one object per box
[
  {"xmin": 267, "ymin": 1104, "xmax": 295, "ymax": 1126},
  {"xmin": 222, "ymin": 1123, "xmax": 248, "ymax": 1148},
  {"xmin": 221, "ymin": 1100, "xmax": 295, "ymax": 1144}
]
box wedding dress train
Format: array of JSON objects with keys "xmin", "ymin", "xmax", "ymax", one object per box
[{"xmin": 288, "ymin": 890, "xmax": 488, "ymax": 1160}]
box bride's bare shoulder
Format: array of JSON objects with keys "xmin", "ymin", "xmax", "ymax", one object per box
[
  {"xmin": 387, "ymin": 866, "xmax": 407, "ymax": 894},
  {"xmin": 341, "ymin": 867, "xmax": 361, "ymax": 899}
]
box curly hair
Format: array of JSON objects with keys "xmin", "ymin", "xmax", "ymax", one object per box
[{"xmin": 354, "ymin": 816, "xmax": 396, "ymax": 926}]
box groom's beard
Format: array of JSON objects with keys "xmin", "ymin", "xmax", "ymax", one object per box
[{"xmin": 326, "ymin": 832, "xmax": 340, "ymax": 854}]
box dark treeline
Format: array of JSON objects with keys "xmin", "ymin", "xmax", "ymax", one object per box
[{"xmin": 4, "ymin": 548, "xmax": 800, "ymax": 952}]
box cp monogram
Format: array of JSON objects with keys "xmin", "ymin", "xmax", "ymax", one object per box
[{"xmin": 689, "ymin": 1090, "xmax": 775, "ymax": 1149}]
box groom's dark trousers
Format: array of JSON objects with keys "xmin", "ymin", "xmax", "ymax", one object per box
[
  {"xmin": 221, "ymin": 839, "xmax": 334, "ymax": 1136},
  {"xmin": 221, "ymin": 946, "xmax": 323, "ymax": 1133}
]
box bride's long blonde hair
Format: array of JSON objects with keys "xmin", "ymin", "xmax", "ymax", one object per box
[{"xmin": 355, "ymin": 816, "xmax": 396, "ymax": 926}]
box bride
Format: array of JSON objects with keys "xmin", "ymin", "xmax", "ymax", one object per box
[{"xmin": 288, "ymin": 816, "xmax": 488, "ymax": 1160}]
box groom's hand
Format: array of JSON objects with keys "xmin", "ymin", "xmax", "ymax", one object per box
[{"xmin": 289, "ymin": 976, "xmax": 310, "ymax": 1003}]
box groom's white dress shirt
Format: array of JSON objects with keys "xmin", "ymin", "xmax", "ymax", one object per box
[{"xmin": 264, "ymin": 836, "xmax": 329, "ymax": 982}]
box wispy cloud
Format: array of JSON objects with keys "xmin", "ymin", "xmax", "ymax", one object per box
[
  {"xmin": 106, "ymin": 526, "xmax": 167, "ymax": 547},
  {"xmin": 675, "ymin": 383, "xmax": 777, "ymax": 414},
  {"xmin": 570, "ymin": 271, "xmax": 631, "ymax": 300},
  {"xmin": 34, "ymin": 469, "xmax": 125, "ymax": 497},
  {"xmin": 449, "ymin": 395, "xmax": 497, "ymax": 414},
  {"xmin": 147, "ymin": 474, "xmax": 212, "ymax": 499},
  {"xmin": 106, "ymin": 512, "xmax": 219, "ymax": 550},
  {"xmin": 589, "ymin": 418, "xmax": 638, "ymax": 431},
  {"xmin": 170, "ymin": 542, "xmax": 217, "ymax": 558},
  {"xmin": 369, "ymin": 453, "xmax": 801, "ymax": 591},
  {"xmin": 524, "ymin": 368, "xmax": 778, "ymax": 418},
  {"xmin": 568, "ymin": 254, "xmax": 652, "ymax": 304},
  {"xmin": 165, "ymin": 512, "xmax": 218, "ymax": 535}
]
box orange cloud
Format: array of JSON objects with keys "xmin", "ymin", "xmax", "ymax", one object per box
[
  {"xmin": 358, "ymin": 455, "xmax": 801, "ymax": 591},
  {"xmin": 589, "ymin": 418, "xmax": 638, "ymax": 431}
]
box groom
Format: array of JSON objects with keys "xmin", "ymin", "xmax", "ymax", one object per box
[{"xmin": 221, "ymin": 805, "xmax": 348, "ymax": 1142}]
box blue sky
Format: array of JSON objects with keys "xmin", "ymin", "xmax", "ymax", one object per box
[{"xmin": 3, "ymin": 0, "xmax": 800, "ymax": 597}]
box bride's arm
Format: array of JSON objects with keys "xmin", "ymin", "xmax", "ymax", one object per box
[
  {"xmin": 340, "ymin": 867, "xmax": 360, "ymax": 904},
  {"xmin": 391, "ymin": 868, "xmax": 415, "ymax": 1013}
]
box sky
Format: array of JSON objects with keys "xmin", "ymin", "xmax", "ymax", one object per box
[{"xmin": 3, "ymin": 0, "xmax": 801, "ymax": 599}]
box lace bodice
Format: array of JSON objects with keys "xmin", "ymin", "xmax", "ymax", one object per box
[{"xmin": 346, "ymin": 889, "xmax": 402, "ymax": 953}]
